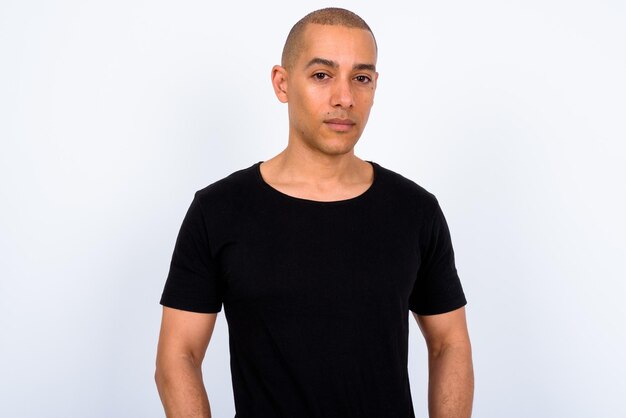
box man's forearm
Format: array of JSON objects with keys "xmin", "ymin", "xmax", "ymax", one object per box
[
  {"xmin": 155, "ymin": 357, "xmax": 212, "ymax": 418},
  {"xmin": 427, "ymin": 342, "xmax": 474, "ymax": 418}
]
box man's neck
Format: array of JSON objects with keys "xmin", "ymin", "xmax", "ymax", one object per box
[{"xmin": 259, "ymin": 144, "xmax": 374, "ymax": 202}]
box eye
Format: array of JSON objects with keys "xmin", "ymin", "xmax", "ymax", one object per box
[
  {"xmin": 355, "ymin": 75, "xmax": 372, "ymax": 84},
  {"xmin": 313, "ymin": 72, "xmax": 329, "ymax": 80}
]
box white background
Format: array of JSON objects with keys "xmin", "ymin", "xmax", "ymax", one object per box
[{"xmin": 1, "ymin": 1, "xmax": 625, "ymax": 417}]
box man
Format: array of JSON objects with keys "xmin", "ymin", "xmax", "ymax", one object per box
[{"xmin": 155, "ymin": 7, "xmax": 473, "ymax": 418}]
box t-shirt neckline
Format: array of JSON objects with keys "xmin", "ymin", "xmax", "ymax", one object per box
[{"xmin": 254, "ymin": 160, "xmax": 379, "ymax": 205}]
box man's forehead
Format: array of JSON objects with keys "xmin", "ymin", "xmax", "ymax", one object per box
[{"xmin": 297, "ymin": 24, "xmax": 377, "ymax": 66}]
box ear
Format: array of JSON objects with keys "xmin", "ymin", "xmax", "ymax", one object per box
[{"xmin": 271, "ymin": 65, "xmax": 289, "ymax": 103}]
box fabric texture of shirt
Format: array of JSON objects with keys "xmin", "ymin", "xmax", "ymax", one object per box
[{"xmin": 160, "ymin": 161, "xmax": 467, "ymax": 418}]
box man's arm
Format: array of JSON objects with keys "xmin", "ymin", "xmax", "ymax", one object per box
[
  {"xmin": 414, "ymin": 307, "xmax": 474, "ymax": 418},
  {"xmin": 155, "ymin": 306, "xmax": 218, "ymax": 418}
]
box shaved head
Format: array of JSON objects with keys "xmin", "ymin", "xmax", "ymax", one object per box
[{"xmin": 281, "ymin": 7, "xmax": 377, "ymax": 70}]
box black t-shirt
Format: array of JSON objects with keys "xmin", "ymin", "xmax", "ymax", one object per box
[{"xmin": 160, "ymin": 161, "xmax": 466, "ymax": 418}]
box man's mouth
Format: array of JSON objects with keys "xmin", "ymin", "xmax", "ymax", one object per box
[{"xmin": 324, "ymin": 118, "xmax": 356, "ymax": 132}]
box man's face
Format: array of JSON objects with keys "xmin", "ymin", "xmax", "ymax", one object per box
[{"xmin": 276, "ymin": 24, "xmax": 378, "ymax": 156}]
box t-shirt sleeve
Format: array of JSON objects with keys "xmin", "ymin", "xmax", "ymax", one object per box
[
  {"xmin": 408, "ymin": 199, "xmax": 467, "ymax": 315},
  {"xmin": 160, "ymin": 193, "xmax": 223, "ymax": 313}
]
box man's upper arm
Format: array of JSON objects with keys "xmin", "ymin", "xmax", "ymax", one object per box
[
  {"xmin": 413, "ymin": 306, "xmax": 470, "ymax": 352},
  {"xmin": 156, "ymin": 306, "xmax": 218, "ymax": 367}
]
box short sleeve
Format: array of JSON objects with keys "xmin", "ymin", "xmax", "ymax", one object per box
[
  {"xmin": 160, "ymin": 193, "xmax": 223, "ymax": 313},
  {"xmin": 408, "ymin": 200, "xmax": 466, "ymax": 315}
]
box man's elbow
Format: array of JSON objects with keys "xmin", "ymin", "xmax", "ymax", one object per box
[
  {"xmin": 155, "ymin": 361, "xmax": 170, "ymax": 393},
  {"xmin": 155, "ymin": 354, "xmax": 202, "ymax": 387},
  {"xmin": 154, "ymin": 356, "xmax": 180, "ymax": 391},
  {"xmin": 428, "ymin": 336, "xmax": 472, "ymax": 359}
]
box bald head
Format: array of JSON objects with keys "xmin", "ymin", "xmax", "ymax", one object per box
[{"xmin": 281, "ymin": 7, "xmax": 377, "ymax": 70}]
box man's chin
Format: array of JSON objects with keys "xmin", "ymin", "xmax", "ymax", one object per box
[{"xmin": 317, "ymin": 140, "xmax": 360, "ymax": 156}]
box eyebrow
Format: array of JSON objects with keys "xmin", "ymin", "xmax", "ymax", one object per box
[{"xmin": 304, "ymin": 57, "xmax": 376, "ymax": 72}]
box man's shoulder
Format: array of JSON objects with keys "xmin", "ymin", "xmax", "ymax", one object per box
[
  {"xmin": 373, "ymin": 162, "xmax": 439, "ymax": 207},
  {"xmin": 197, "ymin": 162, "xmax": 258, "ymax": 193},
  {"xmin": 194, "ymin": 162, "xmax": 260, "ymax": 204}
]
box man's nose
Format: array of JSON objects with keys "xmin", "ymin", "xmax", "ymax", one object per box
[{"xmin": 331, "ymin": 78, "xmax": 354, "ymax": 108}]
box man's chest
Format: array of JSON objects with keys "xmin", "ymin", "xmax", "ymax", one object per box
[{"xmin": 214, "ymin": 206, "xmax": 423, "ymax": 314}]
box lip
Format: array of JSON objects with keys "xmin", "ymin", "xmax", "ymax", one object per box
[{"xmin": 324, "ymin": 118, "xmax": 356, "ymax": 132}]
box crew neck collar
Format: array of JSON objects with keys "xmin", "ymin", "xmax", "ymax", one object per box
[{"xmin": 254, "ymin": 161, "xmax": 379, "ymax": 205}]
